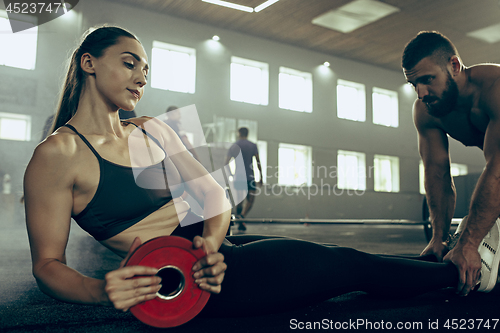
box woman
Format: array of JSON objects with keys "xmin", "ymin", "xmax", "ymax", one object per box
[{"xmin": 24, "ymin": 26, "xmax": 497, "ymax": 318}]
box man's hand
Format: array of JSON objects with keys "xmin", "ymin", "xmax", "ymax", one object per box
[
  {"xmin": 443, "ymin": 243, "xmax": 482, "ymax": 296},
  {"xmin": 420, "ymin": 237, "xmax": 448, "ymax": 261}
]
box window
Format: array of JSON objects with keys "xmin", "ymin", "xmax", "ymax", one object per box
[
  {"xmin": 337, "ymin": 150, "xmax": 366, "ymax": 190},
  {"xmin": 151, "ymin": 41, "xmax": 196, "ymax": 93},
  {"xmin": 278, "ymin": 143, "xmax": 312, "ymax": 186},
  {"xmin": 0, "ymin": 10, "xmax": 38, "ymax": 70},
  {"xmin": 419, "ymin": 161, "xmax": 468, "ymax": 194},
  {"xmin": 419, "ymin": 162, "xmax": 425, "ymax": 194},
  {"xmin": 279, "ymin": 67, "xmax": 313, "ymax": 113},
  {"xmin": 230, "ymin": 57, "xmax": 268, "ymax": 105},
  {"xmin": 451, "ymin": 163, "xmax": 468, "ymax": 177},
  {"xmin": 0, "ymin": 112, "xmax": 31, "ymax": 141},
  {"xmin": 373, "ymin": 155, "xmax": 400, "ymax": 192},
  {"xmin": 372, "ymin": 87, "xmax": 398, "ymax": 127},
  {"xmin": 337, "ymin": 79, "xmax": 365, "ymax": 122}
]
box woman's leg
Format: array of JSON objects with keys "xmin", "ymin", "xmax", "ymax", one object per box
[
  {"xmin": 226, "ymin": 234, "xmax": 338, "ymax": 247},
  {"xmin": 226, "ymin": 235, "xmax": 439, "ymax": 261},
  {"xmin": 203, "ymin": 238, "xmax": 458, "ymax": 317}
]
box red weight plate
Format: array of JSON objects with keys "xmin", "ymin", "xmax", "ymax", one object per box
[{"xmin": 124, "ymin": 236, "xmax": 210, "ymax": 328}]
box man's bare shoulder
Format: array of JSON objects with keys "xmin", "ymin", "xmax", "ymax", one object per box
[
  {"xmin": 468, "ymin": 64, "xmax": 500, "ymax": 87},
  {"xmin": 413, "ymin": 99, "xmax": 441, "ymax": 132},
  {"xmin": 468, "ymin": 65, "xmax": 500, "ymax": 117}
]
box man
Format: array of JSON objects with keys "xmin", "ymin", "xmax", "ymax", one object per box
[
  {"xmin": 225, "ymin": 127, "xmax": 263, "ymax": 230},
  {"xmin": 402, "ymin": 31, "xmax": 500, "ymax": 296},
  {"xmin": 162, "ymin": 106, "xmax": 200, "ymax": 161}
]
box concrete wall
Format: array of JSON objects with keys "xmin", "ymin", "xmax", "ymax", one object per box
[{"xmin": 0, "ymin": 0, "xmax": 485, "ymax": 220}]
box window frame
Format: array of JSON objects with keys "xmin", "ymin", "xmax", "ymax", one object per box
[
  {"xmin": 372, "ymin": 87, "xmax": 399, "ymax": 128},
  {"xmin": 151, "ymin": 40, "xmax": 196, "ymax": 94},
  {"xmin": 278, "ymin": 142, "xmax": 313, "ymax": 186},
  {"xmin": 337, "ymin": 79, "xmax": 366, "ymax": 122},
  {"xmin": 373, "ymin": 154, "xmax": 400, "ymax": 193},
  {"xmin": 337, "ymin": 149, "xmax": 366, "ymax": 190},
  {"xmin": 0, "ymin": 112, "xmax": 31, "ymax": 141},
  {"xmin": 278, "ymin": 66, "xmax": 313, "ymax": 113},
  {"xmin": 230, "ymin": 56, "xmax": 269, "ymax": 106},
  {"xmin": 0, "ymin": 10, "xmax": 38, "ymax": 70}
]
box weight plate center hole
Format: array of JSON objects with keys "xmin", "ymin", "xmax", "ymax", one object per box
[{"xmin": 156, "ymin": 265, "xmax": 185, "ymax": 300}]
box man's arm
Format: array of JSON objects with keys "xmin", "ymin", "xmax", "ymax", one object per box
[
  {"xmin": 414, "ymin": 101, "xmax": 456, "ymax": 260},
  {"xmin": 254, "ymin": 153, "xmax": 263, "ymax": 185},
  {"xmin": 444, "ymin": 81, "xmax": 500, "ymax": 295},
  {"xmin": 224, "ymin": 144, "xmax": 239, "ymax": 177}
]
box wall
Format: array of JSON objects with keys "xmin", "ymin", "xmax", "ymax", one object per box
[{"xmin": 0, "ymin": 0, "xmax": 485, "ymax": 220}]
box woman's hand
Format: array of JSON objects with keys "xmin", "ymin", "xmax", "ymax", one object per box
[
  {"xmin": 104, "ymin": 237, "xmax": 161, "ymax": 311},
  {"xmin": 192, "ymin": 236, "xmax": 227, "ymax": 294}
]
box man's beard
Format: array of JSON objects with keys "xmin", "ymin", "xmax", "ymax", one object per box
[{"xmin": 423, "ymin": 72, "xmax": 459, "ymax": 118}]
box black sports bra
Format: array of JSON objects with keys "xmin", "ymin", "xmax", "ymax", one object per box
[{"xmin": 65, "ymin": 122, "xmax": 185, "ymax": 241}]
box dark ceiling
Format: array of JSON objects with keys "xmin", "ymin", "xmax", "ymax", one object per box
[{"xmin": 109, "ymin": 0, "xmax": 500, "ymax": 72}]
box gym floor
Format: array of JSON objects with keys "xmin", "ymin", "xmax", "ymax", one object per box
[{"xmin": 1, "ymin": 211, "xmax": 499, "ymax": 333}]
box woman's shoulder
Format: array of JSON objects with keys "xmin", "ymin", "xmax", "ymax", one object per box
[
  {"xmin": 123, "ymin": 116, "xmax": 154, "ymax": 127},
  {"xmin": 31, "ymin": 127, "xmax": 81, "ymax": 165},
  {"xmin": 124, "ymin": 116, "xmax": 177, "ymax": 136}
]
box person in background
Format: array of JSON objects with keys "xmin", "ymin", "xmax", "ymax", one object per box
[
  {"xmin": 161, "ymin": 106, "xmax": 200, "ymax": 161},
  {"xmin": 225, "ymin": 127, "xmax": 262, "ymax": 231}
]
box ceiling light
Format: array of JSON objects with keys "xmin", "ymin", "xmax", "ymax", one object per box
[
  {"xmin": 467, "ymin": 23, "xmax": 500, "ymax": 43},
  {"xmin": 312, "ymin": 0, "xmax": 400, "ymax": 33},
  {"xmin": 212, "ymin": 35, "xmax": 220, "ymax": 41},
  {"xmin": 323, "ymin": 61, "xmax": 330, "ymax": 67},
  {"xmin": 254, "ymin": 0, "xmax": 279, "ymax": 12},
  {"xmin": 202, "ymin": 0, "xmax": 279, "ymax": 13},
  {"xmin": 202, "ymin": 0, "xmax": 253, "ymax": 13}
]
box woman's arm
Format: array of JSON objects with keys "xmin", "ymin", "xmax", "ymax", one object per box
[
  {"xmin": 24, "ymin": 135, "xmax": 160, "ymax": 308},
  {"xmin": 24, "ymin": 136, "xmax": 108, "ymax": 304},
  {"xmin": 134, "ymin": 117, "xmax": 230, "ymax": 294},
  {"xmin": 137, "ymin": 117, "xmax": 232, "ymax": 249}
]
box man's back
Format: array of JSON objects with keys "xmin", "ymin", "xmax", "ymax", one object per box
[{"xmin": 232, "ymin": 139, "xmax": 258, "ymax": 180}]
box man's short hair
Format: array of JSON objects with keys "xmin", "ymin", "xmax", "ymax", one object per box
[
  {"xmin": 238, "ymin": 127, "xmax": 249, "ymax": 137},
  {"xmin": 402, "ymin": 31, "xmax": 459, "ymax": 70}
]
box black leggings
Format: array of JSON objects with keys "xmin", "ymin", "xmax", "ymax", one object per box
[{"xmin": 171, "ymin": 217, "xmax": 458, "ymax": 317}]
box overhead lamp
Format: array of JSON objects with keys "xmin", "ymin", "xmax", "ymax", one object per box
[
  {"xmin": 323, "ymin": 61, "xmax": 330, "ymax": 67},
  {"xmin": 202, "ymin": 0, "xmax": 279, "ymax": 13},
  {"xmin": 254, "ymin": 0, "xmax": 279, "ymax": 12},
  {"xmin": 212, "ymin": 35, "xmax": 220, "ymax": 41},
  {"xmin": 202, "ymin": 0, "xmax": 253, "ymax": 13}
]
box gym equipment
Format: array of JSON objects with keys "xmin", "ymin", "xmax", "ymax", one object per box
[{"xmin": 125, "ymin": 236, "xmax": 210, "ymax": 328}]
